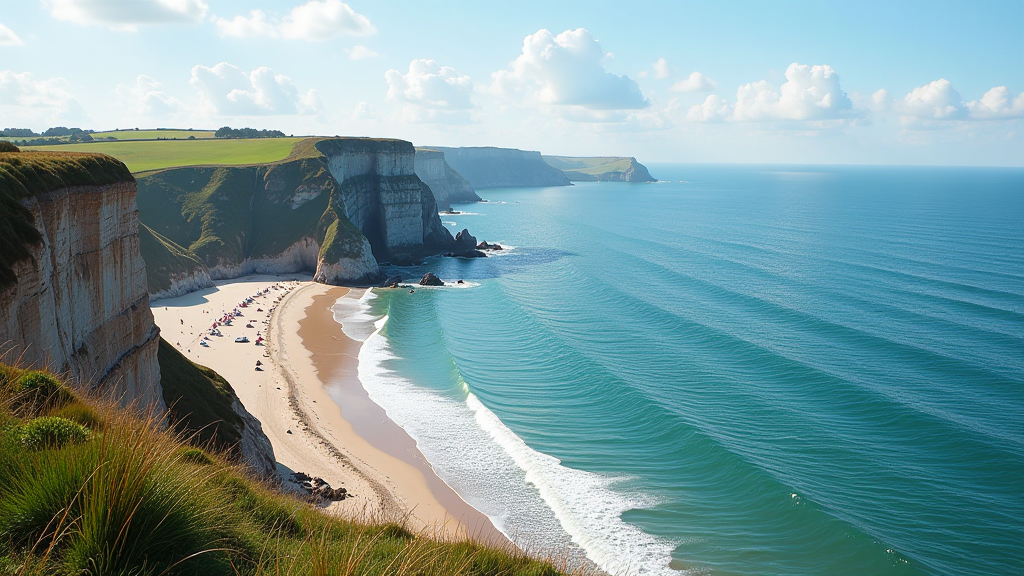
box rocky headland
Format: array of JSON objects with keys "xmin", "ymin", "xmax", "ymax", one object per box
[
  {"xmin": 431, "ymin": 146, "xmax": 571, "ymax": 189},
  {"xmin": 542, "ymin": 155, "xmax": 657, "ymax": 182},
  {"xmin": 414, "ymin": 147, "xmax": 480, "ymax": 210}
]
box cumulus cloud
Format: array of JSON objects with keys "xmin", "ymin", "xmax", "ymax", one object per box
[
  {"xmin": 871, "ymin": 89, "xmax": 890, "ymax": 111},
  {"xmin": 898, "ymin": 79, "xmax": 967, "ymax": 121},
  {"xmin": 0, "ymin": 70, "xmax": 73, "ymax": 107},
  {"xmin": 0, "ymin": 23, "xmax": 24, "ymax": 46},
  {"xmin": 347, "ymin": 45, "xmax": 378, "ymax": 60},
  {"xmin": 652, "ymin": 58, "xmax": 672, "ymax": 79},
  {"xmin": 190, "ymin": 63, "xmax": 322, "ymax": 116},
  {"xmin": 966, "ymin": 86, "xmax": 1024, "ymax": 120},
  {"xmin": 491, "ymin": 28, "xmax": 649, "ymax": 111},
  {"xmin": 686, "ymin": 94, "xmax": 731, "ymax": 122},
  {"xmin": 0, "ymin": 70, "xmax": 88, "ymax": 124},
  {"xmin": 688, "ymin": 63, "xmax": 853, "ymax": 123},
  {"xmin": 215, "ymin": 0, "xmax": 374, "ymax": 40},
  {"xmin": 385, "ymin": 59, "xmax": 472, "ymax": 122},
  {"xmin": 672, "ymin": 71, "xmax": 717, "ymax": 92},
  {"xmin": 43, "ymin": 0, "xmax": 208, "ymax": 30},
  {"xmin": 115, "ymin": 75, "xmax": 180, "ymax": 115}
]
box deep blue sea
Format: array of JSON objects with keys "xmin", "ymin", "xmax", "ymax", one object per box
[{"xmin": 333, "ymin": 164, "xmax": 1024, "ymax": 576}]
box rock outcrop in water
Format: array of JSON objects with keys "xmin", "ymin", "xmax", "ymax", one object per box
[
  {"xmin": 414, "ymin": 148, "xmax": 480, "ymax": 210},
  {"xmin": 431, "ymin": 146, "xmax": 571, "ymax": 189},
  {"xmin": 0, "ymin": 152, "xmax": 163, "ymax": 409}
]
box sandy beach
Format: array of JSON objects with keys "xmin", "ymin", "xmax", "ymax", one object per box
[{"xmin": 152, "ymin": 275, "xmax": 505, "ymax": 543}]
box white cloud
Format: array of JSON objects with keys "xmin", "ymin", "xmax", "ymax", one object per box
[
  {"xmin": 385, "ymin": 59, "xmax": 472, "ymax": 123},
  {"xmin": 899, "ymin": 79, "xmax": 967, "ymax": 121},
  {"xmin": 689, "ymin": 63, "xmax": 853, "ymax": 123},
  {"xmin": 190, "ymin": 63, "xmax": 322, "ymax": 116},
  {"xmin": 0, "ymin": 70, "xmax": 89, "ymax": 125},
  {"xmin": 491, "ymin": 28, "xmax": 648, "ymax": 111},
  {"xmin": 871, "ymin": 88, "xmax": 890, "ymax": 111},
  {"xmin": 214, "ymin": 10, "xmax": 276, "ymax": 38},
  {"xmin": 44, "ymin": 0, "xmax": 208, "ymax": 30},
  {"xmin": 0, "ymin": 23, "xmax": 24, "ymax": 46},
  {"xmin": 115, "ymin": 75, "xmax": 180, "ymax": 115},
  {"xmin": 652, "ymin": 58, "xmax": 672, "ymax": 79},
  {"xmin": 686, "ymin": 94, "xmax": 731, "ymax": 122},
  {"xmin": 967, "ymin": 86, "xmax": 1024, "ymax": 120},
  {"xmin": 672, "ymin": 71, "xmax": 717, "ymax": 92},
  {"xmin": 215, "ymin": 0, "xmax": 374, "ymax": 40},
  {"xmin": 0, "ymin": 70, "xmax": 73, "ymax": 107},
  {"xmin": 347, "ymin": 45, "xmax": 378, "ymax": 60}
]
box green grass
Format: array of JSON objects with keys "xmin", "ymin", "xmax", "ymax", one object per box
[
  {"xmin": 541, "ymin": 156, "xmax": 634, "ymax": 174},
  {"xmin": 138, "ymin": 223, "xmax": 209, "ymax": 293},
  {"xmin": 158, "ymin": 338, "xmax": 245, "ymax": 456},
  {"xmin": 0, "ymin": 360, "xmax": 571, "ymax": 576},
  {"xmin": 24, "ymin": 138, "xmax": 305, "ymax": 172},
  {"xmin": 89, "ymin": 129, "xmax": 217, "ymax": 141}
]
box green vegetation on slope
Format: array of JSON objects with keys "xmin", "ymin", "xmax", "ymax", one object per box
[
  {"xmin": 23, "ymin": 138, "xmax": 304, "ymax": 172},
  {"xmin": 158, "ymin": 337, "xmax": 244, "ymax": 456},
  {"xmin": 138, "ymin": 223, "xmax": 208, "ymax": 293},
  {"xmin": 542, "ymin": 156, "xmax": 635, "ymax": 174},
  {"xmin": 0, "ymin": 361, "xmax": 564, "ymax": 576},
  {"xmin": 0, "ymin": 151, "xmax": 133, "ymax": 288}
]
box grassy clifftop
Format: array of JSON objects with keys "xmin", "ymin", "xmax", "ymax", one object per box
[
  {"xmin": 542, "ymin": 156, "xmax": 656, "ymax": 182},
  {"xmin": 0, "ymin": 360, "xmax": 564, "ymax": 576},
  {"xmin": 0, "ymin": 151, "xmax": 133, "ymax": 288}
]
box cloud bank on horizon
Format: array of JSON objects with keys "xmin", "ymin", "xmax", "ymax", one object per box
[{"xmin": 1, "ymin": 0, "xmax": 1021, "ymax": 165}]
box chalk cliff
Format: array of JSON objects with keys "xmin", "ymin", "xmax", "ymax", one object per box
[
  {"xmin": 414, "ymin": 148, "xmax": 480, "ymax": 210},
  {"xmin": 316, "ymin": 138, "xmax": 454, "ymax": 264},
  {"xmin": 137, "ymin": 138, "xmax": 459, "ymax": 293},
  {"xmin": 542, "ymin": 156, "xmax": 657, "ymax": 182},
  {"xmin": 0, "ymin": 152, "xmax": 163, "ymax": 409},
  {"xmin": 431, "ymin": 146, "xmax": 571, "ymax": 189}
]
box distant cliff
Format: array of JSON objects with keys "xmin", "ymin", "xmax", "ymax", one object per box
[
  {"xmin": 431, "ymin": 146, "xmax": 571, "ymax": 189},
  {"xmin": 0, "ymin": 152, "xmax": 162, "ymax": 408},
  {"xmin": 542, "ymin": 156, "xmax": 656, "ymax": 182},
  {"xmin": 414, "ymin": 148, "xmax": 480, "ymax": 210}
]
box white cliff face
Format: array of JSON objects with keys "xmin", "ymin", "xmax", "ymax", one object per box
[
  {"xmin": 317, "ymin": 139, "xmax": 454, "ymax": 263},
  {"xmin": 414, "ymin": 148, "xmax": 480, "ymax": 210},
  {"xmin": 314, "ymin": 234, "xmax": 380, "ymax": 285},
  {"xmin": 206, "ymin": 237, "xmax": 322, "ymax": 281},
  {"xmin": 0, "ymin": 182, "xmax": 163, "ymax": 410},
  {"xmin": 149, "ymin": 269, "xmax": 214, "ymax": 302},
  {"xmin": 230, "ymin": 395, "xmax": 277, "ymax": 478}
]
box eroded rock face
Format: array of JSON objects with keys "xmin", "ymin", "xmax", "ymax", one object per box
[
  {"xmin": 314, "ymin": 234, "xmax": 380, "ymax": 285},
  {"xmin": 317, "ymin": 139, "xmax": 455, "ymax": 264},
  {"xmin": 414, "ymin": 148, "xmax": 480, "ymax": 210},
  {"xmin": 0, "ymin": 182, "xmax": 163, "ymax": 409},
  {"xmin": 419, "ymin": 273, "xmax": 444, "ymax": 286},
  {"xmin": 432, "ymin": 146, "xmax": 571, "ymax": 189}
]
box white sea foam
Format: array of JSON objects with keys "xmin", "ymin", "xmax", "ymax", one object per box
[
  {"xmin": 356, "ymin": 316, "xmax": 681, "ymax": 575},
  {"xmin": 331, "ymin": 288, "xmax": 378, "ymax": 342}
]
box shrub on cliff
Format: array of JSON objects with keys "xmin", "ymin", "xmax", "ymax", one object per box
[
  {"xmin": 16, "ymin": 371, "xmax": 75, "ymax": 413},
  {"xmin": 17, "ymin": 416, "xmax": 90, "ymax": 449}
]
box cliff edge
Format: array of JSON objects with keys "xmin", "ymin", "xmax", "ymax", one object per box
[
  {"xmin": 414, "ymin": 148, "xmax": 480, "ymax": 210},
  {"xmin": 542, "ymin": 156, "xmax": 657, "ymax": 182},
  {"xmin": 0, "ymin": 151, "xmax": 163, "ymax": 409},
  {"xmin": 431, "ymin": 146, "xmax": 571, "ymax": 189}
]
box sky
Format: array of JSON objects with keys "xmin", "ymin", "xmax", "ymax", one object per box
[{"xmin": 1, "ymin": 0, "xmax": 1023, "ymax": 165}]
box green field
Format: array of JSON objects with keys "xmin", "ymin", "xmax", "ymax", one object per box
[
  {"xmin": 89, "ymin": 129, "xmax": 217, "ymax": 140},
  {"xmin": 24, "ymin": 138, "xmax": 304, "ymax": 172},
  {"xmin": 542, "ymin": 155, "xmax": 634, "ymax": 174}
]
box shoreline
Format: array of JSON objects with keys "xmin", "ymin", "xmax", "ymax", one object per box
[{"xmin": 152, "ymin": 275, "xmax": 506, "ymax": 544}]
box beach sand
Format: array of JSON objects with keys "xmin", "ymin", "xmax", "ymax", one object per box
[{"xmin": 152, "ymin": 275, "xmax": 505, "ymax": 544}]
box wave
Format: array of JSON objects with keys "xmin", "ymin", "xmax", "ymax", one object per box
[
  {"xmin": 356, "ymin": 315, "xmax": 680, "ymax": 575},
  {"xmin": 331, "ymin": 288, "xmax": 378, "ymax": 342}
]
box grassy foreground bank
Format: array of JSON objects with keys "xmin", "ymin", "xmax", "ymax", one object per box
[{"xmin": 0, "ymin": 361, "xmax": 566, "ymax": 576}]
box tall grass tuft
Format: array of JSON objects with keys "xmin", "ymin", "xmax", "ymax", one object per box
[{"xmin": 0, "ymin": 360, "xmax": 579, "ymax": 576}]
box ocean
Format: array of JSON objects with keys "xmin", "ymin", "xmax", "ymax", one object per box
[{"xmin": 333, "ymin": 164, "xmax": 1024, "ymax": 576}]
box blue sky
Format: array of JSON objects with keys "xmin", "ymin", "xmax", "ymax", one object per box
[{"xmin": 2, "ymin": 0, "xmax": 1022, "ymax": 165}]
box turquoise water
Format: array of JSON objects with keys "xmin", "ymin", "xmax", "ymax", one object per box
[{"xmin": 339, "ymin": 165, "xmax": 1024, "ymax": 575}]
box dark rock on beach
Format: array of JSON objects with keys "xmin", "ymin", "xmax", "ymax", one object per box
[
  {"xmin": 419, "ymin": 273, "xmax": 445, "ymax": 286},
  {"xmin": 476, "ymin": 241, "xmax": 503, "ymax": 251}
]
